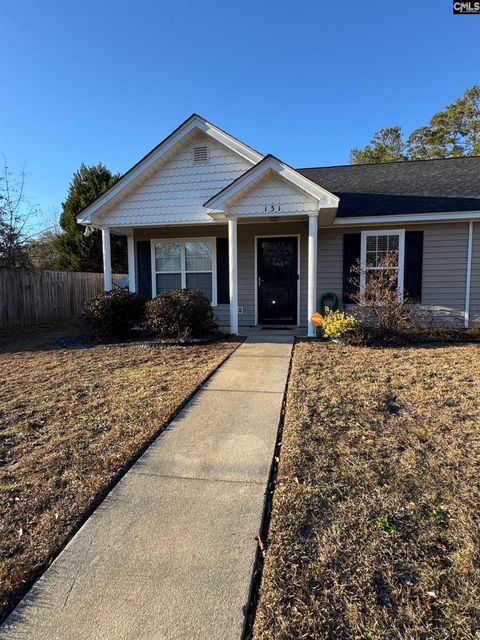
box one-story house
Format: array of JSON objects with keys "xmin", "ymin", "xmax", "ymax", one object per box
[{"xmin": 77, "ymin": 114, "xmax": 480, "ymax": 336}]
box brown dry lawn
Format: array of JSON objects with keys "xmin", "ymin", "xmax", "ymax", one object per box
[
  {"xmin": 0, "ymin": 326, "xmax": 239, "ymax": 622},
  {"xmin": 254, "ymin": 342, "xmax": 480, "ymax": 640}
]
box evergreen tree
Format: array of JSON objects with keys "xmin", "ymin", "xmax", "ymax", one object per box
[
  {"xmin": 54, "ymin": 163, "xmax": 127, "ymax": 272},
  {"xmin": 407, "ymin": 85, "xmax": 480, "ymax": 159},
  {"xmin": 350, "ymin": 127, "xmax": 407, "ymax": 164},
  {"xmin": 351, "ymin": 85, "xmax": 480, "ymax": 164}
]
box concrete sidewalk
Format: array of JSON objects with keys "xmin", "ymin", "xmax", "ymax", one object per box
[{"xmin": 0, "ymin": 335, "xmax": 293, "ymax": 640}]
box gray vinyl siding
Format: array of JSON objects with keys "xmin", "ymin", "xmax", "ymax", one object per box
[
  {"xmin": 135, "ymin": 220, "xmax": 476, "ymax": 329},
  {"xmin": 213, "ymin": 304, "xmax": 230, "ymax": 327},
  {"xmin": 134, "ymin": 221, "xmax": 309, "ymax": 328},
  {"xmin": 237, "ymin": 227, "xmax": 255, "ymax": 324},
  {"xmin": 470, "ymin": 223, "xmax": 480, "ymax": 326},
  {"xmin": 325, "ymin": 222, "xmax": 471, "ymax": 325},
  {"xmin": 421, "ymin": 223, "xmax": 468, "ymax": 325},
  {"xmin": 236, "ymin": 221, "xmax": 309, "ymax": 326},
  {"xmin": 317, "ymin": 229, "xmax": 344, "ymax": 305}
]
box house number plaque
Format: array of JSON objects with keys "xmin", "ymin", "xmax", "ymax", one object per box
[{"xmin": 264, "ymin": 204, "xmax": 281, "ymax": 213}]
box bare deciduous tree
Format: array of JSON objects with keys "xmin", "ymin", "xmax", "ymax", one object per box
[
  {"xmin": 349, "ymin": 252, "xmax": 424, "ymax": 337},
  {"xmin": 0, "ymin": 160, "xmax": 38, "ymax": 268}
]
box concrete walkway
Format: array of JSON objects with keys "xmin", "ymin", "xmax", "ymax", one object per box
[{"xmin": 0, "ymin": 335, "xmax": 293, "ymax": 640}]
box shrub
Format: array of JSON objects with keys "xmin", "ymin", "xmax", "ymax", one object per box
[
  {"xmin": 145, "ymin": 289, "xmax": 218, "ymax": 340},
  {"xmin": 349, "ymin": 252, "xmax": 425, "ymax": 338},
  {"xmin": 81, "ymin": 289, "xmax": 145, "ymax": 341},
  {"xmin": 322, "ymin": 310, "xmax": 360, "ymax": 341}
]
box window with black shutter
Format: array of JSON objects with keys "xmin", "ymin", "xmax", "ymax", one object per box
[
  {"xmin": 136, "ymin": 241, "xmax": 152, "ymax": 299},
  {"xmin": 404, "ymin": 231, "xmax": 423, "ymax": 302},
  {"xmin": 343, "ymin": 233, "xmax": 361, "ymax": 304}
]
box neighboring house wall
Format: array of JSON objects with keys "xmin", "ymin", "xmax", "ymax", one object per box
[{"xmin": 100, "ymin": 131, "xmax": 253, "ymax": 226}]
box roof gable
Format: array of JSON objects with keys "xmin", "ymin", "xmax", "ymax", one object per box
[
  {"xmin": 226, "ymin": 171, "xmax": 320, "ymax": 218},
  {"xmin": 94, "ymin": 131, "xmax": 254, "ymax": 227},
  {"xmin": 77, "ymin": 114, "xmax": 263, "ymax": 225},
  {"xmin": 204, "ymin": 155, "xmax": 339, "ymax": 214}
]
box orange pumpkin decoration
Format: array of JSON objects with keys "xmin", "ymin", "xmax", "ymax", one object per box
[{"xmin": 310, "ymin": 312, "xmax": 324, "ymax": 327}]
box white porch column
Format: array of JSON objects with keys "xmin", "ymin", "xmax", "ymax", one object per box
[
  {"xmin": 307, "ymin": 213, "xmax": 318, "ymax": 337},
  {"xmin": 102, "ymin": 227, "xmax": 112, "ymax": 292},
  {"xmin": 228, "ymin": 216, "xmax": 238, "ymax": 335},
  {"xmin": 127, "ymin": 235, "xmax": 136, "ymax": 293}
]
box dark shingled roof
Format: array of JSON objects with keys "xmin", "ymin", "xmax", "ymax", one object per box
[{"xmin": 297, "ymin": 156, "xmax": 480, "ymax": 218}]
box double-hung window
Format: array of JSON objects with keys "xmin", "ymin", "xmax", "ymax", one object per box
[
  {"xmin": 152, "ymin": 238, "xmax": 216, "ymax": 304},
  {"xmin": 360, "ymin": 230, "xmax": 405, "ymax": 298}
]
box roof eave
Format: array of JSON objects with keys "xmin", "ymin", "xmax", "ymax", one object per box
[{"xmin": 332, "ymin": 210, "xmax": 480, "ymax": 226}]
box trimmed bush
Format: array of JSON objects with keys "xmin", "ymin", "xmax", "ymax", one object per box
[
  {"xmin": 81, "ymin": 289, "xmax": 145, "ymax": 341},
  {"xmin": 322, "ymin": 310, "xmax": 360, "ymax": 341},
  {"xmin": 145, "ymin": 289, "xmax": 218, "ymax": 340}
]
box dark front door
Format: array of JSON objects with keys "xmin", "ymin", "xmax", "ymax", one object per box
[{"xmin": 257, "ymin": 237, "xmax": 298, "ymax": 325}]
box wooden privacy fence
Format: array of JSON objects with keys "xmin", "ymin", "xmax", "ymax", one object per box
[{"xmin": 0, "ymin": 270, "xmax": 127, "ymax": 328}]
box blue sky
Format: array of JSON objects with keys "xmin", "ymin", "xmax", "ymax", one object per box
[{"xmin": 1, "ymin": 0, "xmax": 479, "ymax": 230}]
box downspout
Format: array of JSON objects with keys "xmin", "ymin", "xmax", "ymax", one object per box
[{"xmin": 464, "ymin": 221, "xmax": 473, "ymax": 329}]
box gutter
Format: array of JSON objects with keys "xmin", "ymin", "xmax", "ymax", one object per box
[{"xmin": 331, "ymin": 210, "xmax": 480, "ymax": 226}]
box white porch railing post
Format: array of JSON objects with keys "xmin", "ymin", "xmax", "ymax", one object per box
[
  {"xmin": 127, "ymin": 235, "xmax": 136, "ymax": 293},
  {"xmin": 228, "ymin": 216, "xmax": 239, "ymax": 335},
  {"xmin": 102, "ymin": 228, "xmax": 112, "ymax": 292},
  {"xmin": 307, "ymin": 213, "xmax": 318, "ymax": 337}
]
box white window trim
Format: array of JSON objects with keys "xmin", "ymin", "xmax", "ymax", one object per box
[
  {"xmin": 360, "ymin": 229, "xmax": 405, "ymax": 300},
  {"xmin": 150, "ymin": 237, "xmax": 217, "ymax": 306}
]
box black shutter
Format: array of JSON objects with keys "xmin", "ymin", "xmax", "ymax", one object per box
[
  {"xmin": 137, "ymin": 241, "xmax": 152, "ymax": 299},
  {"xmin": 216, "ymin": 238, "xmax": 229, "ymax": 304},
  {"xmin": 343, "ymin": 233, "xmax": 361, "ymax": 304},
  {"xmin": 404, "ymin": 231, "xmax": 423, "ymax": 302}
]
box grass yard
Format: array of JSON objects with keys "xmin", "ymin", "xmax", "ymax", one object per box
[
  {"xmin": 254, "ymin": 342, "xmax": 480, "ymax": 640},
  {"xmin": 0, "ymin": 327, "xmax": 239, "ymax": 622}
]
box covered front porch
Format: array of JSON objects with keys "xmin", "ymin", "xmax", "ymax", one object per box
[{"xmin": 101, "ymin": 217, "xmax": 319, "ymax": 337}]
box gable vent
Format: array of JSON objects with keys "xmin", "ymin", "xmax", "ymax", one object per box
[{"xmin": 193, "ymin": 145, "xmax": 209, "ymax": 164}]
